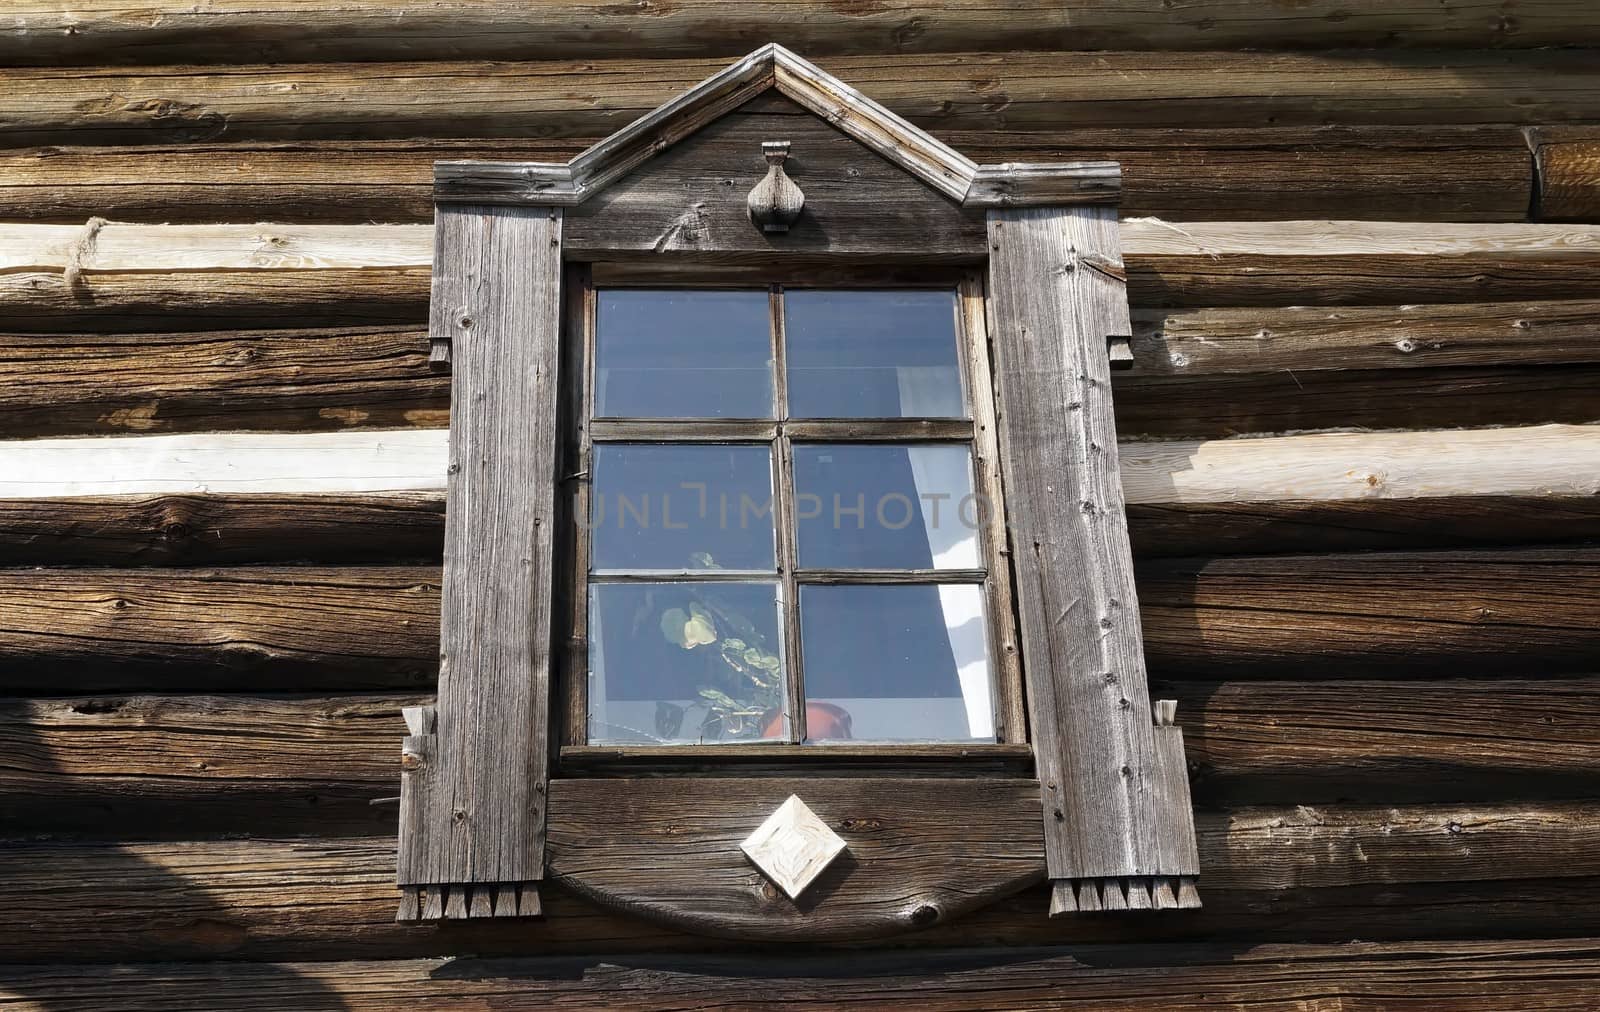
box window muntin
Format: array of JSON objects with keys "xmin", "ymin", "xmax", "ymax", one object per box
[{"xmin": 577, "ymin": 281, "xmax": 1018, "ymax": 748}]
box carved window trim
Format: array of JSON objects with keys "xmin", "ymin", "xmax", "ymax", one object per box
[{"xmin": 399, "ymin": 44, "xmax": 1200, "ymax": 935}]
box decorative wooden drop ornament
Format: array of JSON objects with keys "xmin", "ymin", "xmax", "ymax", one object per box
[
  {"xmin": 746, "ymin": 141, "xmax": 804, "ymax": 234},
  {"xmin": 741, "ymin": 795, "xmax": 846, "ymax": 899}
]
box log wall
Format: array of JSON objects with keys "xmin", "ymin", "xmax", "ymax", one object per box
[{"xmin": 2, "ymin": 6, "xmax": 1600, "ymax": 1008}]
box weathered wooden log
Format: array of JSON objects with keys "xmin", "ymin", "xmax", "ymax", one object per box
[
  {"xmin": 1, "ymin": 808, "xmax": 1599, "ymax": 961},
  {"xmin": 0, "ymin": 326, "xmax": 446, "ymax": 436},
  {"xmin": 5, "ymin": 492, "xmax": 1599, "ymax": 568},
  {"xmin": 3, "ymin": 52, "xmax": 1597, "ymax": 147},
  {"xmin": 9, "ymin": 1, "xmax": 1597, "ymax": 66},
  {"xmin": 7, "ymin": 221, "xmax": 1600, "ymax": 327},
  {"xmin": 0, "ymin": 127, "xmax": 1536, "ymax": 224},
  {"xmin": 4, "ymin": 678, "xmax": 1597, "ymax": 838},
  {"xmin": 5, "ymin": 940, "xmax": 1600, "ymax": 1010},
  {"xmin": 0, "ymin": 545, "xmax": 1596, "ymax": 690},
  {"xmin": 9, "ymin": 301, "xmax": 1600, "ymax": 438},
  {"xmin": 1530, "ymin": 126, "xmax": 1600, "ymax": 222},
  {"xmin": 1132, "ymin": 300, "xmax": 1600, "ymax": 375}
]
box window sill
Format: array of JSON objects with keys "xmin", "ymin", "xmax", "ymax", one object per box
[{"xmin": 560, "ymin": 742, "xmax": 1033, "ymax": 775}]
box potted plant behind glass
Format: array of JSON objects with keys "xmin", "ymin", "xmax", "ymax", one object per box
[{"xmin": 656, "ymin": 554, "xmax": 851, "ymax": 742}]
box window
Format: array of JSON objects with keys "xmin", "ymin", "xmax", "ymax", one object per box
[{"xmin": 571, "ymin": 276, "xmax": 1025, "ymax": 748}]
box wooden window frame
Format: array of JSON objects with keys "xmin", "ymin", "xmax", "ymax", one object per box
[{"xmin": 558, "ymin": 267, "xmax": 1028, "ymax": 764}]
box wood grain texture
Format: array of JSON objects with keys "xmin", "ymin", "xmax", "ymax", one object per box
[
  {"xmin": 0, "ymin": 127, "xmax": 1534, "ymax": 224},
  {"xmin": 4, "ymin": 491, "xmax": 1595, "ymax": 568},
  {"xmin": 546, "ymin": 778, "xmax": 1043, "ymax": 940},
  {"xmin": 6, "ymin": 940, "xmax": 1600, "ymax": 1010},
  {"xmin": 0, "ymin": 567, "xmax": 439, "ymax": 692},
  {"xmin": 5, "ymin": 328, "xmax": 1600, "ymax": 442},
  {"xmin": 986, "ymin": 204, "xmax": 1198, "ymax": 887},
  {"xmin": 2, "ymin": 547, "xmax": 1593, "ymax": 694},
  {"xmin": 1131, "ymin": 300, "xmax": 1600, "ymax": 375},
  {"xmin": 401, "ymin": 205, "xmax": 563, "ymax": 892},
  {"xmin": 3, "ymin": 806, "xmax": 1600, "ymax": 960},
  {"xmin": 2, "ymin": 51, "xmax": 1598, "ymax": 147},
  {"xmin": 0, "ymin": 326, "xmax": 444, "ymax": 436},
  {"xmin": 8, "ymin": 1, "xmax": 1597, "ymax": 65},
  {"xmin": 1530, "ymin": 126, "xmax": 1600, "ymax": 222},
  {"xmin": 10, "ymin": 220, "xmax": 1600, "ymax": 330},
  {"xmin": 6, "ymin": 678, "xmax": 1600, "ymax": 839},
  {"xmin": 7, "ymin": 424, "xmax": 1595, "ymax": 504}
]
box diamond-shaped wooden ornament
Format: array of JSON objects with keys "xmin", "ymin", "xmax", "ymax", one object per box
[{"xmin": 740, "ymin": 794, "xmax": 847, "ymax": 899}]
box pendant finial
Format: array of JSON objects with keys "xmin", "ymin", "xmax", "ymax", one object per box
[{"xmin": 747, "ymin": 141, "xmax": 804, "ymax": 234}]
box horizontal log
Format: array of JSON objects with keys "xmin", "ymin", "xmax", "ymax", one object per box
[
  {"xmin": 9, "ymin": 1, "xmax": 1598, "ymax": 66},
  {"xmin": 1531, "ymin": 126, "xmax": 1600, "ymax": 222},
  {"xmin": 1132, "ymin": 300, "xmax": 1600, "ymax": 375},
  {"xmin": 9, "ymin": 221, "xmax": 1599, "ymax": 329},
  {"xmin": 0, "ymin": 545, "xmax": 1596, "ymax": 688},
  {"xmin": 5, "ymin": 492, "xmax": 1599, "ymax": 568},
  {"xmin": 2, "ymin": 422, "xmax": 1596, "ymax": 508},
  {"xmin": 4, "ymin": 52, "xmax": 1599, "ymax": 148},
  {"xmin": 4, "ymin": 678, "xmax": 1598, "ymax": 838},
  {"xmin": 0, "ymin": 326, "xmax": 446, "ymax": 436},
  {"xmin": 6, "ymin": 941, "xmax": 1600, "ymax": 1010},
  {"xmin": 0, "ymin": 127, "xmax": 1536, "ymax": 224},
  {"xmin": 8, "ymin": 318, "xmax": 1600, "ymax": 439},
  {"xmin": 2, "ymin": 802, "xmax": 1598, "ymax": 960}
]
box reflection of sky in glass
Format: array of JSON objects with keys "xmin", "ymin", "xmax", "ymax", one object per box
[
  {"xmin": 785, "ymin": 290, "xmax": 964, "ymax": 419},
  {"xmin": 800, "ymin": 583, "xmax": 994, "ymax": 742},
  {"xmin": 793, "ymin": 444, "xmax": 979, "ymax": 570},
  {"xmin": 589, "ymin": 581, "xmax": 783, "ymax": 745},
  {"xmin": 590, "ymin": 444, "xmax": 775, "ymax": 572},
  {"xmin": 595, "ymin": 290, "xmax": 773, "ymax": 418}
]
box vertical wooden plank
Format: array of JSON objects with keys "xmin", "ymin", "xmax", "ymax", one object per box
[
  {"xmin": 399, "ymin": 202, "xmax": 563, "ymax": 905},
  {"xmin": 985, "ymin": 204, "xmax": 1199, "ymax": 905}
]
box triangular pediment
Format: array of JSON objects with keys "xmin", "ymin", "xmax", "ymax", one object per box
[{"xmin": 434, "ymin": 45, "xmax": 1119, "ymax": 210}]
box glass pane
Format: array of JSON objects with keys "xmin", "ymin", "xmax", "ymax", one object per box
[
  {"xmin": 799, "ymin": 584, "xmax": 994, "ymax": 743},
  {"xmin": 785, "ymin": 289, "xmax": 964, "ymax": 419},
  {"xmin": 589, "ymin": 581, "xmax": 785, "ymax": 745},
  {"xmin": 595, "ymin": 289, "xmax": 773, "ymax": 418},
  {"xmin": 590, "ymin": 444, "xmax": 775, "ymax": 572},
  {"xmin": 793, "ymin": 444, "xmax": 981, "ymax": 571}
]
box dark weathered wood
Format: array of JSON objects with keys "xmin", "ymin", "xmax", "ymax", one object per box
[
  {"xmin": 9, "ymin": 942, "xmax": 1600, "ymax": 1009},
  {"xmin": 5, "ymin": 804, "xmax": 1600, "ymax": 960},
  {"xmin": 400, "ymin": 205, "xmax": 563, "ymax": 904},
  {"xmin": 556, "ymin": 106, "xmax": 984, "ymax": 259},
  {"xmin": 1113, "ymin": 364, "xmax": 1600, "ymax": 439},
  {"xmin": 547, "ymin": 778, "xmax": 1043, "ymax": 939},
  {"xmin": 1139, "ymin": 548, "xmax": 1600, "ymax": 679},
  {"xmin": 5, "ymin": 332, "xmax": 1600, "ymax": 442},
  {"xmin": 1530, "ymin": 126, "xmax": 1600, "ymax": 222},
  {"xmin": 0, "ymin": 127, "xmax": 1534, "ymax": 225},
  {"xmin": 1131, "ymin": 300, "xmax": 1600, "ymax": 375},
  {"xmin": 1, "ymin": 547, "xmax": 1597, "ymax": 692},
  {"xmin": 0, "ymin": 567, "xmax": 439, "ymax": 692},
  {"xmin": 1128, "ymin": 495, "xmax": 1600, "ymax": 558},
  {"xmin": 4, "ymin": 52, "xmax": 1598, "ymax": 147},
  {"xmin": 10, "ymin": 1, "xmax": 1598, "ymax": 66},
  {"xmin": 987, "ymin": 204, "xmax": 1198, "ymax": 896},
  {"xmin": 0, "ymin": 326, "xmax": 443, "ymax": 436},
  {"xmin": 7, "ymin": 679, "xmax": 1600, "ymax": 839},
  {"xmin": 0, "ymin": 494, "xmax": 447, "ymax": 566}
]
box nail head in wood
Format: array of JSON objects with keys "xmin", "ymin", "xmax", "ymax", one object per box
[{"xmin": 747, "ymin": 140, "xmax": 804, "ymax": 234}]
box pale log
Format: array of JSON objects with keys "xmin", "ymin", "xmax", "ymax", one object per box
[
  {"xmin": 2, "ymin": 423, "xmax": 1595, "ymax": 506},
  {"xmin": 3, "ymin": 805, "xmax": 1600, "ymax": 960},
  {"xmin": 7, "ymin": 1, "xmax": 1599, "ymax": 65},
  {"xmin": 0, "ymin": 127, "xmax": 1534, "ymax": 225},
  {"xmin": 2, "ymin": 52, "xmax": 1597, "ymax": 147}
]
